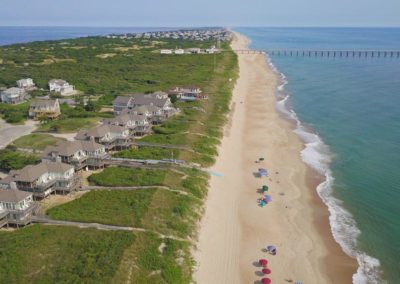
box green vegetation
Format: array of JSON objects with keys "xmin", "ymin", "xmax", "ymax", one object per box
[
  {"xmin": 0, "ymin": 34, "xmax": 238, "ymax": 283},
  {"xmin": 113, "ymin": 146, "xmax": 180, "ymax": 160},
  {"xmin": 0, "ymin": 225, "xmax": 135, "ymax": 284},
  {"xmin": 36, "ymin": 117, "xmax": 101, "ymax": 133},
  {"xmin": 88, "ymin": 167, "xmax": 166, "ymax": 187},
  {"xmin": 11, "ymin": 133, "xmax": 65, "ymax": 150},
  {"xmin": 0, "ymin": 102, "xmax": 29, "ymax": 124},
  {"xmin": 0, "ymin": 148, "xmax": 40, "ymax": 171},
  {"xmin": 113, "ymin": 233, "xmax": 193, "ymax": 284},
  {"xmin": 48, "ymin": 189, "xmax": 156, "ymax": 227}
]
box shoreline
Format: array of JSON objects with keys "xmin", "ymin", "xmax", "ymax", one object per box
[{"xmin": 193, "ymin": 32, "xmax": 357, "ymax": 283}]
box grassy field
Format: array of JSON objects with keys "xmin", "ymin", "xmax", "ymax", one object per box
[
  {"xmin": 47, "ymin": 189, "xmax": 156, "ymax": 227},
  {"xmin": 88, "ymin": 167, "xmax": 167, "ymax": 187},
  {"xmin": 113, "ymin": 146, "xmax": 180, "ymax": 160},
  {"xmin": 11, "ymin": 133, "xmax": 65, "ymax": 150},
  {"xmin": 36, "ymin": 117, "xmax": 101, "ymax": 133},
  {"xmin": 0, "ymin": 225, "xmax": 135, "ymax": 284}
]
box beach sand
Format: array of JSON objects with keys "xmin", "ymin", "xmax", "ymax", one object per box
[{"xmin": 193, "ymin": 33, "xmax": 357, "ymax": 283}]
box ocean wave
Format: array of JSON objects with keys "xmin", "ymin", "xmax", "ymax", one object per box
[{"xmin": 265, "ymin": 55, "xmax": 383, "ymax": 284}]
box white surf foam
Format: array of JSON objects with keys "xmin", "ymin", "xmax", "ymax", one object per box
[{"xmin": 265, "ymin": 55, "xmax": 384, "ymax": 284}]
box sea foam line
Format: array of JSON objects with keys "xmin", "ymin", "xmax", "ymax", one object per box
[{"xmin": 265, "ymin": 55, "xmax": 383, "ymax": 284}]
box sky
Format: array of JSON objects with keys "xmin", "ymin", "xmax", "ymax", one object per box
[{"xmin": 1, "ymin": 0, "xmax": 399, "ymax": 27}]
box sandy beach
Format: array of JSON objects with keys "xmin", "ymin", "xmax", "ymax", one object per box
[{"xmin": 193, "ymin": 33, "xmax": 357, "ymax": 283}]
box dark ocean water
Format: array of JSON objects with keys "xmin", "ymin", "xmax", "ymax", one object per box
[
  {"xmin": 0, "ymin": 26, "xmax": 177, "ymax": 46},
  {"xmin": 236, "ymin": 27, "xmax": 400, "ymax": 284}
]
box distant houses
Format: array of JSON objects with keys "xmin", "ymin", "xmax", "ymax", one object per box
[
  {"xmin": 160, "ymin": 46, "xmax": 219, "ymax": 55},
  {"xmin": 49, "ymin": 79, "xmax": 75, "ymax": 96},
  {"xmin": 160, "ymin": 49, "xmax": 173, "ymax": 54},
  {"xmin": 167, "ymin": 86, "xmax": 207, "ymax": 102},
  {"xmin": 0, "ymin": 87, "xmax": 27, "ymax": 104},
  {"xmin": 29, "ymin": 99, "xmax": 61, "ymax": 120},
  {"xmin": 16, "ymin": 78, "xmax": 36, "ymax": 90}
]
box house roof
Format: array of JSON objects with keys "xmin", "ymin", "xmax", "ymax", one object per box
[
  {"xmin": 131, "ymin": 105, "xmax": 161, "ymax": 114},
  {"xmin": 49, "ymin": 79, "xmax": 68, "ymax": 86},
  {"xmin": 30, "ymin": 99, "xmax": 58, "ymax": 108},
  {"xmin": 43, "ymin": 140, "xmax": 104, "ymax": 158},
  {"xmin": 105, "ymin": 113, "xmax": 147, "ymax": 126},
  {"xmin": 1, "ymin": 87, "xmax": 25, "ymax": 96},
  {"xmin": 6, "ymin": 162, "xmax": 73, "ymax": 183},
  {"xmin": 0, "ymin": 189, "xmax": 31, "ymax": 203},
  {"xmin": 113, "ymin": 96, "xmax": 133, "ymax": 106},
  {"xmin": 75, "ymin": 124, "xmax": 127, "ymax": 140},
  {"xmin": 133, "ymin": 96, "xmax": 169, "ymax": 108}
]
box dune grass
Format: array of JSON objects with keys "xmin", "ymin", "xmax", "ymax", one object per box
[
  {"xmin": 88, "ymin": 167, "xmax": 167, "ymax": 187},
  {"xmin": 0, "ymin": 225, "xmax": 135, "ymax": 284},
  {"xmin": 11, "ymin": 133, "xmax": 65, "ymax": 150}
]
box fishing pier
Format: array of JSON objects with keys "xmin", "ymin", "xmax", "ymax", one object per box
[{"xmin": 230, "ymin": 49, "xmax": 400, "ymax": 58}]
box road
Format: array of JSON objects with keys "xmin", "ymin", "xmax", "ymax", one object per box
[{"xmin": 0, "ymin": 118, "xmax": 38, "ymax": 149}]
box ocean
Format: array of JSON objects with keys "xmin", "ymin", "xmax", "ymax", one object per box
[
  {"xmin": 0, "ymin": 26, "xmax": 178, "ymax": 46},
  {"xmin": 236, "ymin": 27, "xmax": 400, "ymax": 284}
]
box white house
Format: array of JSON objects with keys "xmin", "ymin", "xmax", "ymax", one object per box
[
  {"xmin": 174, "ymin": 49, "xmax": 185, "ymax": 55},
  {"xmin": 0, "ymin": 189, "xmax": 37, "ymax": 227},
  {"xmin": 160, "ymin": 49, "xmax": 173, "ymax": 54},
  {"xmin": 16, "ymin": 78, "xmax": 35, "ymax": 89},
  {"xmin": 48, "ymin": 79, "xmax": 75, "ymax": 96},
  {"xmin": 0, "ymin": 87, "xmax": 27, "ymax": 104},
  {"xmin": 187, "ymin": 48, "xmax": 201, "ymax": 54},
  {"xmin": 0, "ymin": 162, "xmax": 77, "ymax": 199}
]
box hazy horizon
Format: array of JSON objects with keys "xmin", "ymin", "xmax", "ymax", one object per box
[{"xmin": 2, "ymin": 0, "xmax": 399, "ymax": 27}]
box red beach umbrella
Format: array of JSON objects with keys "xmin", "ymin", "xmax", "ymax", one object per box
[
  {"xmin": 261, "ymin": 278, "xmax": 271, "ymax": 284},
  {"xmin": 259, "ymin": 259, "xmax": 268, "ymax": 266},
  {"xmin": 262, "ymin": 268, "xmax": 272, "ymax": 274}
]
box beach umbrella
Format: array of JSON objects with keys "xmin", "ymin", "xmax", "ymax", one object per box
[
  {"xmin": 264, "ymin": 195, "xmax": 272, "ymax": 202},
  {"xmin": 259, "ymin": 259, "xmax": 268, "ymax": 266},
  {"xmin": 267, "ymin": 245, "xmax": 276, "ymax": 251},
  {"xmin": 262, "ymin": 185, "xmax": 269, "ymax": 192},
  {"xmin": 262, "ymin": 268, "xmax": 272, "ymax": 274},
  {"xmin": 261, "ymin": 278, "xmax": 271, "ymax": 284}
]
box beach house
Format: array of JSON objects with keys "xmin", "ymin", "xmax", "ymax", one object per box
[
  {"xmin": 167, "ymin": 86, "xmax": 204, "ymax": 101},
  {"xmin": 113, "ymin": 96, "xmax": 135, "ymax": 115},
  {"xmin": 160, "ymin": 49, "xmax": 173, "ymax": 54},
  {"xmin": 16, "ymin": 78, "xmax": 35, "ymax": 89},
  {"xmin": 113, "ymin": 93, "xmax": 175, "ymax": 116},
  {"xmin": 0, "ymin": 162, "xmax": 78, "ymax": 200},
  {"xmin": 0, "ymin": 189, "xmax": 38, "ymax": 228},
  {"xmin": 187, "ymin": 48, "xmax": 201, "ymax": 54},
  {"xmin": 129, "ymin": 105, "xmax": 165, "ymax": 124},
  {"xmin": 104, "ymin": 113, "xmax": 150, "ymax": 136},
  {"xmin": 0, "ymin": 87, "xmax": 27, "ymax": 104},
  {"xmin": 75, "ymin": 124, "xmax": 130, "ymax": 151},
  {"xmin": 48, "ymin": 79, "xmax": 75, "ymax": 96},
  {"xmin": 42, "ymin": 140, "xmax": 107, "ymax": 170},
  {"xmin": 174, "ymin": 49, "xmax": 185, "ymax": 55},
  {"xmin": 29, "ymin": 99, "xmax": 61, "ymax": 120}
]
